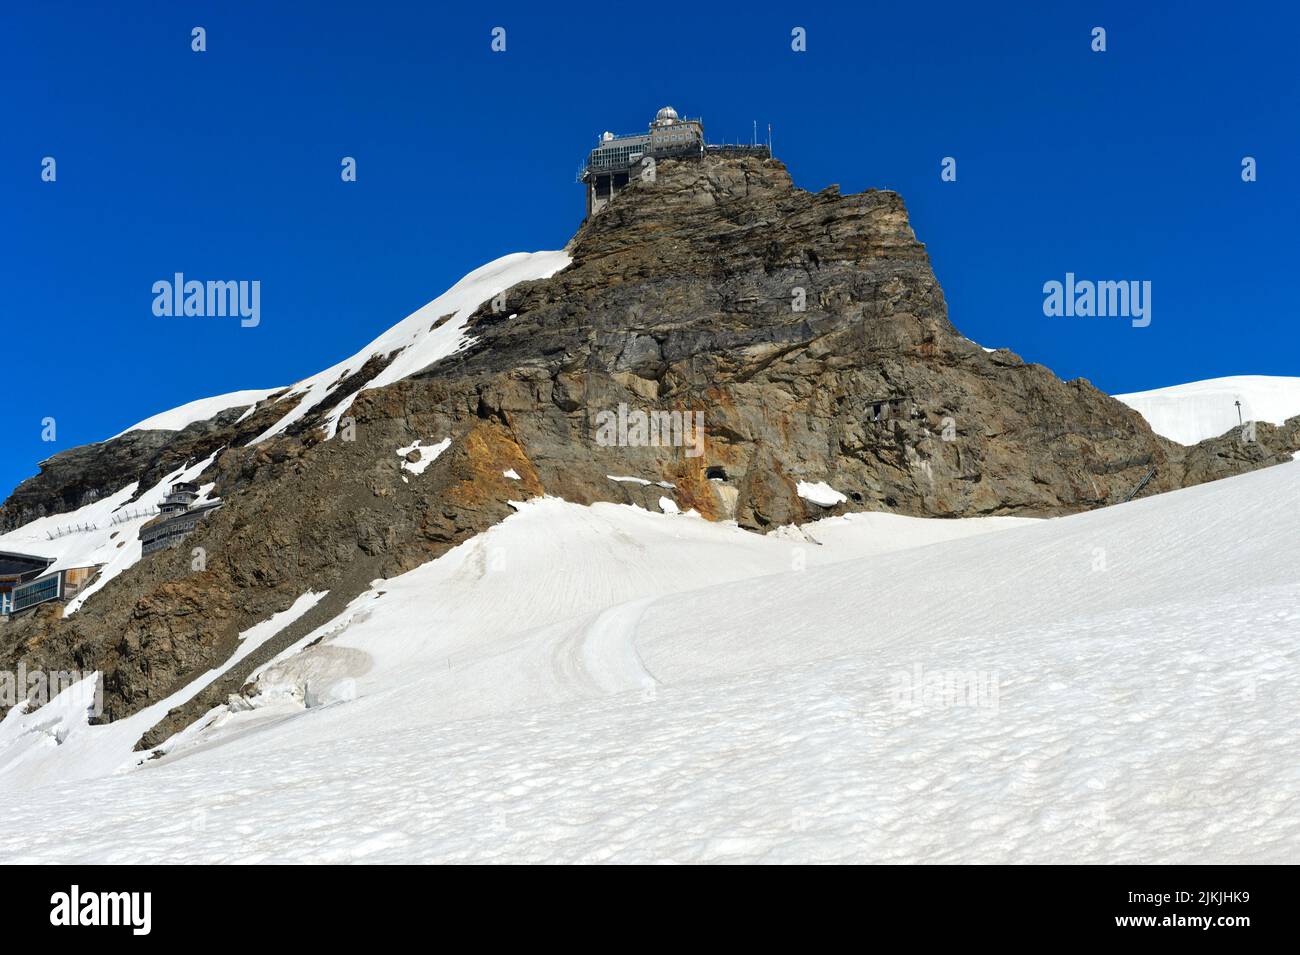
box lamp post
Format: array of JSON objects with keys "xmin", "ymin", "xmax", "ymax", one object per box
[{"xmin": 1235, "ymin": 400, "xmax": 1243, "ymax": 426}]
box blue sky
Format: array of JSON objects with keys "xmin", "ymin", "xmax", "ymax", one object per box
[{"xmin": 2, "ymin": 1, "xmax": 1296, "ymax": 499}]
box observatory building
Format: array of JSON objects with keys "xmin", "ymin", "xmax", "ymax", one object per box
[
  {"xmin": 139, "ymin": 481, "xmax": 222, "ymax": 556},
  {"xmin": 580, "ymin": 106, "xmax": 770, "ymax": 217}
]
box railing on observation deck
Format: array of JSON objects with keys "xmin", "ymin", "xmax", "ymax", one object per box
[{"xmin": 704, "ymin": 144, "xmax": 772, "ymax": 157}]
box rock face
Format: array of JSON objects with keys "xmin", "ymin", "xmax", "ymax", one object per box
[
  {"xmin": 438, "ymin": 156, "xmax": 1179, "ymax": 521},
  {"xmin": 2, "ymin": 154, "xmax": 1296, "ymax": 744}
]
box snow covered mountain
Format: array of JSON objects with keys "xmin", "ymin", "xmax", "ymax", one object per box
[
  {"xmin": 109, "ymin": 390, "xmax": 283, "ymax": 441},
  {"xmin": 248, "ymin": 251, "xmax": 571, "ymax": 444},
  {"xmin": 104, "ymin": 252, "xmax": 572, "ymax": 446},
  {"xmin": 0, "ymin": 252, "xmax": 572, "ymax": 629},
  {"xmin": 2, "ymin": 153, "xmax": 1298, "ymax": 864},
  {"xmin": 2, "ymin": 456, "xmax": 1296, "ymax": 863},
  {"xmin": 1115, "ymin": 375, "xmax": 1300, "ymax": 445}
]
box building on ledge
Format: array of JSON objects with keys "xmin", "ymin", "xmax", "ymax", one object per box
[
  {"xmin": 139, "ymin": 481, "xmax": 222, "ymax": 557},
  {"xmin": 0, "ymin": 550, "xmax": 55, "ymax": 616},
  {"xmin": 1, "ymin": 551, "xmax": 102, "ymax": 617},
  {"xmin": 580, "ymin": 106, "xmax": 771, "ymax": 217}
]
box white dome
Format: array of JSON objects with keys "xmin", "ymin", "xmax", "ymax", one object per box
[
  {"xmin": 601, "ymin": 131, "xmax": 615, "ymax": 142},
  {"xmin": 654, "ymin": 106, "xmax": 679, "ymax": 125}
]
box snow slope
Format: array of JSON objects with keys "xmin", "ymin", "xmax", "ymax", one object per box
[
  {"xmin": 1115, "ymin": 375, "xmax": 1300, "ymax": 445},
  {"xmin": 252, "ymin": 251, "xmax": 570, "ymax": 443},
  {"xmin": 0, "ymin": 592, "xmax": 324, "ymax": 791},
  {"xmin": 1, "ymin": 457, "xmax": 1297, "ymax": 863},
  {"xmin": 109, "ymin": 389, "xmax": 281, "ymax": 440},
  {"xmin": 89, "ymin": 250, "xmax": 566, "ymax": 450}
]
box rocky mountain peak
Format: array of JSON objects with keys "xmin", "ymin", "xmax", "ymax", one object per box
[{"xmin": 2, "ymin": 153, "xmax": 1296, "ymax": 742}]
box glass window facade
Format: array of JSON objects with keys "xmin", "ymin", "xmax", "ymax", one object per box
[
  {"xmin": 12, "ymin": 573, "xmax": 61, "ymax": 612},
  {"xmin": 589, "ymin": 138, "xmax": 650, "ymax": 169}
]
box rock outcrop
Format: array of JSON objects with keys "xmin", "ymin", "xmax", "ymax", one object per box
[{"xmin": 2, "ymin": 154, "xmax": 1296, "ymax": 744}]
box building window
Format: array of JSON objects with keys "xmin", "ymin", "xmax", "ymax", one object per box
[{"xmin": 12, "ymin": 574, "xmax": 60, "ymax": 612}]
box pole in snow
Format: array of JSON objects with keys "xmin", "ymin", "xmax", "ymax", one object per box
[{"xmin": 1235, "ymin": 399, "xmax": 1243, "ymax": 425}]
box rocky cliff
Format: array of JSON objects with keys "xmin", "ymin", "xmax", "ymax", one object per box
[{"xmin": 2, "ymin": 154, "xmax": 1296, "ymax": 745}]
